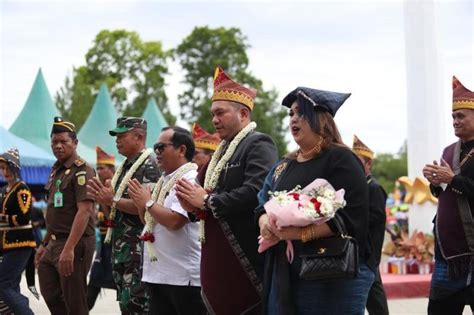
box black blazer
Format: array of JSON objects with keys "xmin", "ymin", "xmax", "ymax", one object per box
[
  {"xmin": 212, "ymin": 131, "xmax": 278, "ymax": 274},
  {"xmin": 366, "ymin": 175, "xmax": 387, "ymax": 270}
]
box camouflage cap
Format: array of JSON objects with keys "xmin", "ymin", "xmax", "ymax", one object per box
[{"xmin": 109, "ymin": 117, "xmax": 147, "ymax": 136}]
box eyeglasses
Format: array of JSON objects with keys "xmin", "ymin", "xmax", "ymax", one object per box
[{"xmin": 153, "ymin": 142, "xmax": 174, "ymax": 154}]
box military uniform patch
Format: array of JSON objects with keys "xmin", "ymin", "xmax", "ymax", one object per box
[
  {"xmin": 16, "ymin": 189, "xmax": 31, "ymax": 214},
  {"xmin": 77, "ymin": 175, "xmax": 86, "ymax": 186}
]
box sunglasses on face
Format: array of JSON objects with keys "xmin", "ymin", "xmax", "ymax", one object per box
[{"xmin": 153, "ymin": 142, "xmax": 174, "ymax": 154}]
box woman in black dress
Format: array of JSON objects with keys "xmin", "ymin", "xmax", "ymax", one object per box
[
  {"xmin": 0, "ymin": 148, "xmax": 36, "ymax": 315},
  {"xmin": 256, "ymin": 87, "xmax": 374, "ymax": 315}
]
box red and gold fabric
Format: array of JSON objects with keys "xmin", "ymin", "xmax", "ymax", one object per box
[
  {"xmin": 212, "ymin": 66, "xmax": 257, "ymax": 111},
  {"xmin": 192, "ymin": 123, "xmax": 220, "ymax": 152},
  {"xmin": 352, "ymin": 135, "xmax": 375, "ymax": 160},
  {"xmin": 452, "ymin": 76, "xmax": 474, "ymax": 111},
  {"xmin": 96, "ymin": 146, "xmax": 115, "ymax": 166},
  {"xmin": 0, "ymin": 181, "xmax": 36, "ymax": 251}
]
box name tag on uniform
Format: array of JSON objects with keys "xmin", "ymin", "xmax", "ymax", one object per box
[
  {"xmin": 54, "ymin": 191, "xmax": 63, "ymax": 208},
  {"xmin": 54, "ymin": 179, "xmax": 63, "ymax": 208}
]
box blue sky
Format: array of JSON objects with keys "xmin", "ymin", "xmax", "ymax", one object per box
[{"xmin": 1, "ymin": 0, "xmax": 472, "ymax": 153}]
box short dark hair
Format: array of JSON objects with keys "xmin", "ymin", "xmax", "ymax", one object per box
[
  {"xmin": 162, "ymin": 126, "xmax": 195, "ymax": 162},
  {"xmin": 229, "ymin": 102, "xmax": 252, "ymax": 118}
]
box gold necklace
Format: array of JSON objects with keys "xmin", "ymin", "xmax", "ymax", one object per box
[{"xmin": 298, "ymin": 137, "xmax": 323, "ymax": 160}]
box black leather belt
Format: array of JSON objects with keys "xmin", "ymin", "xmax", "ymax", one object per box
[{"xmin": 50, "ymin": 233, "xmax": 69, "ymax": 240}]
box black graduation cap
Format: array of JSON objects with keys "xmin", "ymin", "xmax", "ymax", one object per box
[{"xmin": 282, "ymin": 87, "xmax": 351, "ymax": 117}]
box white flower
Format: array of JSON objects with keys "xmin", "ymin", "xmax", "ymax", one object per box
[
  {"xmin": 142, "ymin": 162, "xmax": 198, "ymax": 262},
  {"xmin": 199, "ymin": 121, "xmax": 257, "ymax": 243},
  {"xmin": 104, "ymin": 148, "xmax": 153, "ymax": 244}
]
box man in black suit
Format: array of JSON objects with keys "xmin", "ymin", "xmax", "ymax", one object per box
[
  {"xmin": 353, "ymin": 135, "xmax": 389, "ymax": 315},
  {"xmin": 176, "ymin": 66, "xmax": 278, "ymax": 315}
]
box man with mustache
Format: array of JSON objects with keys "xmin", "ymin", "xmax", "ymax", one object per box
[
  {"xmin": 87, "ymin": 117, "xmax": 159, "ymax": 314},
  {"xmin": 36, "ymin": 117, "xmax": 96, "ymax": 315},
  {"xmin": 176, "ymin": 67, "xmax": 278, "ymax": 314},
  {"xmin": 423, "ymin": 76, "xmax": 474, "ymax": 314}
]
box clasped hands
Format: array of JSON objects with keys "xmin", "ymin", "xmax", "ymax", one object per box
[
  {"xmin": 423, "ymin": 158, "xmax": 454, "ymax": 186},
  {"xmin": 87, "ymin": 177, "xmax": 114, "ymax": 206},
  {"xmin": 258, "ymin": 214, "xmax": 302, "ymax": 242},
  {"xmin": 175, "ymin": 178, "xmax": 207, "ymax": 212}
]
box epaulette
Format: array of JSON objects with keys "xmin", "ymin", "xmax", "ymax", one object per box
[{"xmin": 74, "ymin": 159, "xmax": 85, "ymax": 167}]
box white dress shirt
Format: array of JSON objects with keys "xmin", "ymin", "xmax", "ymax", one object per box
[{"xmin": 142, "ymin": 164, "xmax": 201, "ymax": 287}]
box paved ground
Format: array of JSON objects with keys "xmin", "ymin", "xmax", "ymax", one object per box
[{"xmin": 21, "ymin": 276, "xmax": 472, "ymax": 315}]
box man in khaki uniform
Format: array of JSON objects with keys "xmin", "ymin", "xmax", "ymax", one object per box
[{"xmin": 35, "ymin": 117, "xmax": 96, "ymax": 315}]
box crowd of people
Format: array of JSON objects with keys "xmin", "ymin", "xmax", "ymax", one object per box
[{"xmin": 0, "ymin": 68, "xmax": 473, "ymax": 315}]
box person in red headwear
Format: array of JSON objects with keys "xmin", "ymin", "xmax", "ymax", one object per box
[
  {"xmin": 87, "ymin": 146, "xmax": 116, "ymax": 310},
  {"xmin": 423, "ymin": 76, "xmax": 474, "ymax": 314},
  {"xmin": 176, "ymin": 66, "xmax": 278, "ymax": 314},
  {"xmin": 191, "ymin": 123, "xmax": 220, "ymax": 171}
]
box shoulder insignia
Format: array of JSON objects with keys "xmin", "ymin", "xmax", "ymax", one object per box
[
  {"xmin": 75, "ymin": 171, "xmax": 87, "ymax": 176},
  {"xmin": 16, "ymin": 189, "xmax": 32, "ymax": 214},
  {"xmin": 74, "ymin": 159, "xmax": 85, "ymax": 167}
]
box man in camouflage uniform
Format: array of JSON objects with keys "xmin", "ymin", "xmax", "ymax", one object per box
[{"xmin": 87, "ymin": 117, "xmax": 159, "ymax": 314}]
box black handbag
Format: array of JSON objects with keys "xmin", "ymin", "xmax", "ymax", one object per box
[{"xmin": 299, "ymin": 217, "xmax": 359, "ymax": 281}]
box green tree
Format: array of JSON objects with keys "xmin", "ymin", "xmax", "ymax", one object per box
[
  {"xmin": 175, "ymin": 26, "xmax": 288, "ymax": 156},
  {"xmin": 372, "ymin": 142, "xmax": 408, "ymax": 193},
  {"xmin": 56, "ymin": 29, "xmax": 174, "ymax": 129}
]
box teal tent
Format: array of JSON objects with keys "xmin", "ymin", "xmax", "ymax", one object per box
[
  {"xmin": 9, "ymin": 68, "xmax": 96, "ymax": 164},
  {"xmin": 0, "ymin": 126, "xmax": 55, "ymax": 184},
  {"xmin": 78, "ymin": 83, "xmax": 120, "ymax": 158},
  {"xmin": 142, "ymin": 98, "xmax": 168, "ymax": 148}
]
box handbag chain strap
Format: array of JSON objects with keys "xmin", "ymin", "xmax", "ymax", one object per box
[{"xmin": 333, "ymin": 216, "xmax": 349, "ymax": 238}]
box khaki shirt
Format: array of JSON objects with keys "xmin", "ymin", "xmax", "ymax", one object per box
[{"xmin": 45, "ymin": 153, "xmax": 95, "ymax": 236}]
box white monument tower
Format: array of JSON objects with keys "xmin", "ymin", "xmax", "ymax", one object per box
[{"xmin": 403, "ymin": 0, "xmax": 446, "ymax": 234}]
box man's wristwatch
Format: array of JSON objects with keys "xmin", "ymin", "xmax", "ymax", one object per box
[{"xmin": 145, "ymin": 200, "xmax": 155, "ymax": 211}]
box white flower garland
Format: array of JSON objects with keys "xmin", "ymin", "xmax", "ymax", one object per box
[
  {"xmin": 104, "ymin": 148, "xmax": 153, "ymax": 244},
  {"xmin": 142, "ymin": 162, "xmax": 198, "ymax": 261},
  {"xmin": 200, "ymin": 121, "xmax": 257, "ymax": 242}
]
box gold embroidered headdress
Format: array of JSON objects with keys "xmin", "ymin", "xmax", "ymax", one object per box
[
  {"xmin": 452, "ymin": 76, "xmax": 474, "ymax": 111},
  {"xmin": 352, "ymin": 135, "xmax": 374, "ymax": 160},
  {"xmin": 191, "ymin": 123, "xmax": 220, "ymax": 152},
  {"xmin": 96, "ymin": 146, "xmax": 115, "ymax": 166},
  {"xmin": 211, "ymin": 66, "xmax": 257, "ymax": 111}
]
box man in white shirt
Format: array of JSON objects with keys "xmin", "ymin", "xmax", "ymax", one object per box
[{"xmin": 128, "ymin": 126, "xmax": 205, "ymax": 314}]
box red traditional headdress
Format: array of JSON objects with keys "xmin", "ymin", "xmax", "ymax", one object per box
[
  {"xmin": 211, "ymin": 66, "xmax": 257, "ymax": 111},
  {"xmin": 96, "ymin": 146, "xmax": 115, "ymax": 166},
  {"xmin": 453, "ymin": 76, "xmax": 474, "ymax": 111},
  {"xmin": 192, "ymin": 123, "xmax": 220, "ymax": 151}
]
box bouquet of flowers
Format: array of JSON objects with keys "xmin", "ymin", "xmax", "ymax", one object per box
[{"xmin": 258, "ymin": 178, "xmax": 346, "ymax": 262}]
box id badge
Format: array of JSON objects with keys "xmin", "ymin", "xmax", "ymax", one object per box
[{"xmin": 54, "ymin": 191, "xmax": 63, "ymax": 208}]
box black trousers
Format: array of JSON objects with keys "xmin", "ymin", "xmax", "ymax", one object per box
[
  {"xmin": 428, "ymin": 285, "xmax": 474, "ymax": 315},
  {"xmin": 146, "ymin": 283, "xmax": 206, "ymax": 315},
  {"xmin": 366, "ymin": 269, "xmax": 389, "ymax": 315}
]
